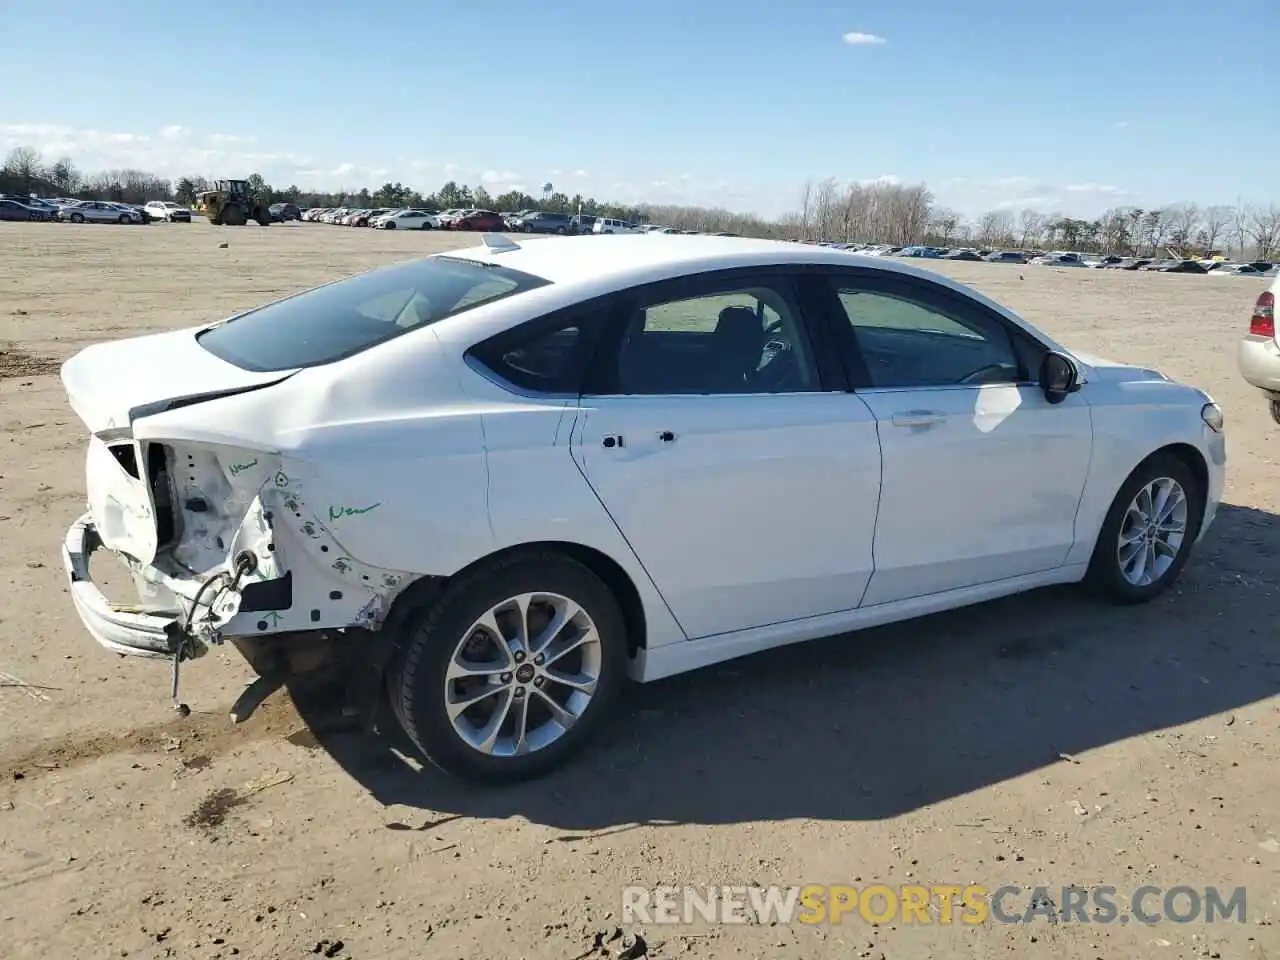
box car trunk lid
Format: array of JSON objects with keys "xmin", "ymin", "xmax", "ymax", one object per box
[
  {"xmin": 62, "ymin": 328, "xmax": 297, "ymax": 563},
  {"xmin": 61, "ymin": 327, "xmax": 297, "ymax": 435}
]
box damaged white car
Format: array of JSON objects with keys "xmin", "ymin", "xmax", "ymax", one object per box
[{"xmin": 61, "ymin": 234, "xmax": 1226, "ymax": 783}]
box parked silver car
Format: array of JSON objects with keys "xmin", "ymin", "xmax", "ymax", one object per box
[{"xmin": 58, "ymin": 200, "xmax": 138, "ymax": 224}]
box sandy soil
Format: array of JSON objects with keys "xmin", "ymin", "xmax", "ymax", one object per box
[{"xmin": 1, "ymin": 222, "xmax": 1278, "ymax": 960}]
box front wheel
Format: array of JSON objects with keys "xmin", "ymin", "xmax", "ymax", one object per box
[
  {"xmin": 392, "ymin": 551, "xmax": 628, "ymax": 784},
  {"xmin": 1085, "ymin": 453, "xmax": 1204, "ymax": 603},
  {"xmin": 383, "ymin": 220, "xmax": 396, "ymax": 229},
  {"xmin": 70, "ymin": 213, "xmax": 85, "ymax": 223},
  {"xmin": 1270, "ymin": 397, "xmax": 1280, "ymax": 426}
]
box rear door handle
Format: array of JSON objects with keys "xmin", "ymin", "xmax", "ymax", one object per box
[{"xmin": 890, "ymin": 409, "xmax": 946, "ymax": 427}]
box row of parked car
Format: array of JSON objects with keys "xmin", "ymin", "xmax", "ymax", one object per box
[
  {"xmin": 0, "ymin": 195, "xmax": 313, "ymax": 224},
  {"xmin": 817, "ymin": 241, "xmax": 1279, "ymax": 277},
  {"xmin": 301, "ymin": 205, "xmax": 653, "ymax": 235}
]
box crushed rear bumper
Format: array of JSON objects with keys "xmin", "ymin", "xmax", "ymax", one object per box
[{"xmin": 61, "ymin": 512, "xmax": 191, "ymax": 660}]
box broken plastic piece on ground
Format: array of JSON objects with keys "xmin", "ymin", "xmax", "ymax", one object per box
[{"xmin": 230, "ymin": 672, "xmax": 287, "ymax": 724}]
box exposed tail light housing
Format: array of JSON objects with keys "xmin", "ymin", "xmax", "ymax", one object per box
[{"xmin": 1251, "ymin": 291, "xmax": 1275, "ymax": 338}]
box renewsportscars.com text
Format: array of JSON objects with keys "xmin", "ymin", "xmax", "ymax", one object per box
[{"xmin": 621, "ymin": 884, "xmax": 1247, "ymax": 926}]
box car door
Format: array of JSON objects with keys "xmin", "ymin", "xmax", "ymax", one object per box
[
  {"xmin": 570, "ymin": 269, "xmax": 883, "ymax": 640},
  {"xmin": 817, "ymin": 269, "xmax": 1092, "ymax": 606}
]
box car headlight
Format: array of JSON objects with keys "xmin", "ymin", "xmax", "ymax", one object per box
[{"xmin": 1201, "ymin": 402, "xmax": 1224, "ymax": 433}]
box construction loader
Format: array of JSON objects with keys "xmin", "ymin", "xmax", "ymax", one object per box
[{"xmin": 196, "ymin": 179, "xmax": 272, "ymax": 226}]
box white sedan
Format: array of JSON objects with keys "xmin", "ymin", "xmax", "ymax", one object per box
[
  {"xmin": 58, "ymin": 235, "xmax": 1225, "ymax": 783},
  {"xmin": 375, "ymin": 209, "xmax": 436, "ymax": 230},
  {"xmin": 144, "ymin": 201, "xmax": 192, "ymax": 222}
]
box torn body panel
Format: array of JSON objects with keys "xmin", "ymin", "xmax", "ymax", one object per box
[{"xmin": 65, "ymin": 434, "xmax": 416, "ymax": 665}]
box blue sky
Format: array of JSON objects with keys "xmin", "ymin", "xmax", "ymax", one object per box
[{"xmin": 1, "ymin": 0, "xmax": 1275, "ymax": 218}]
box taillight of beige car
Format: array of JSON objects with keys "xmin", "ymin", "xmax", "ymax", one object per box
[{"xmin": 1239, "ymin": 287, "xmax": 1280, "ymax": 424}]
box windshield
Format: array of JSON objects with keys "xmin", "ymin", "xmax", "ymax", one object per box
[{"xmin": 197, "ymin": 256, "xmax": 550, "ymax": 372}]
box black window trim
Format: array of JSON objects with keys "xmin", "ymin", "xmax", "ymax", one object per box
[
  {"xmin": 465, "ymin": 292, "xmax": 620, "ymax": 398},
  {"xmin": 582, "ymin": 265, "xmax": 845, "ymax": 397},
  {"xmin": 807, "ymin": 266, "xmax": 1051, "ymax": 392}
]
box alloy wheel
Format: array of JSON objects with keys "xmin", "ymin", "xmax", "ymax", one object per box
[
  {"xmin": 1116, "ymin": 476, "xmax": 1188, "ymax": 586},
  {"xmin": 444, "ymin": 592, "xmax": 602, "ymax": 757}
]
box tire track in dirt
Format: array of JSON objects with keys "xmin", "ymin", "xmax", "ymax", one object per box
[
  {"xmin": 0, "ymin": 343, "xmax": 61, "ymax": 379},
  {"xmin": 1, "ymin": 689, "xmax": 304, "ymax": 782}
]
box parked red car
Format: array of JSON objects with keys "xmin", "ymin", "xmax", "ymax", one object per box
[{"xmin": 450, "ymin": 209, "xmax": 505, "ymax": 231}]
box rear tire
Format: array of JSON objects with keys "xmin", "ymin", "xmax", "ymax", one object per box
[
  {"xmin": 117, "ymin": 214, "xmax": 130, "ymax": 224},
  {"xmin": 70, "ymin": 212, "xmax": 84, "ymax": 223},
  {"xmin": 222, "ymin": 205, "xmax": 246, "ymax": 226},
  {"xmin": 392, "ymin": 550, "xmax": 628, "ymax": 784},
  {"xmin": 1084, "ymin": 452, "xmax": 1204, "ymax": 604},
  {"xmin": 1270, "ymin": 398, "xmax": 1280, "ymax": 426}
]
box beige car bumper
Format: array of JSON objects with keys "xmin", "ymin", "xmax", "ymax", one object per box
[{"xmin": 1239, "ymin": 335, "xmax": 1280, "ymax": 397}]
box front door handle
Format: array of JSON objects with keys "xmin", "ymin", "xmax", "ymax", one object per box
[{"xmin": 891, "ymin": 410, "xmax": 945, "ymax": 427}]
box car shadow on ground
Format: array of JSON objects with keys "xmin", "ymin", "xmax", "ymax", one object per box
[{"xmin": 293, "ymin": 501, "xmax": 1280, "ymax": 829}]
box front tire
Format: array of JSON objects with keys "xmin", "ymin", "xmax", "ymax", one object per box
[
  {"xmin": 1270, "ymin": 397, "xmax": 1280, "ymax": 426},
  {"xmin": 393, "ymin": 551, "xmax": 628, "ymax": 784},
  {"xmin": 1085, "ymin": 452, "xmax": 1204, "ymax": 603},
  {"xmin": 384, "ymin": 220, "xmax": 396, "ymax": 229}
]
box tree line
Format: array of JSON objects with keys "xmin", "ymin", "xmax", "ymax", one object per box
[
  {"xmin": 2, "ymin": 144, "xmax": 1276, "ymax": 257},
  {"xmin": 789, "ymin": 177, "xmax": 1279, "ymax": 259}
]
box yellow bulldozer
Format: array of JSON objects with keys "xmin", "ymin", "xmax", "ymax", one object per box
[{"xmin": 196, "ymin": 179, "xmax": 272, "ymax": 226}]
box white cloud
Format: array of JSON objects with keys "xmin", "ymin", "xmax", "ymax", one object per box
[
  {"xmin": 1063, "ymin": 183, "xmax": 1124, "ymax": 195},
  {"xmin": 571, "ymin": 169, "xmax": 589, "ymax": 178},
  {"xmin": 858, "ymin": 174, "xmax": 900, "ymax": 187},
  {"xmin": 207, "ymin": 133, "xmax": 255, "ymax": 145},
  {"xmin": 160, "ymin": 125, "xmax": 185, "ymax": 140},
  {"xmin": 842, "ymin": 31, "xmax": 887, "ymax": 46},
  {"xmin": 936, "ymin": 174, "xmax": 1130, "ymax": 217}
]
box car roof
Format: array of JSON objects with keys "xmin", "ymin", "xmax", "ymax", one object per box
[
  {"xmin": 445, "ymin": 234, "xmax": 948, "ymax": 289},
  {"xmin": 423, "ymin": 234, "xmax": 1067, "ymax": 357}
]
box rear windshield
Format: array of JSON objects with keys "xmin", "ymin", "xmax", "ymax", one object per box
[{"xmin": 197, "ymin": 256, "xmax": 549, "ymax": 372}]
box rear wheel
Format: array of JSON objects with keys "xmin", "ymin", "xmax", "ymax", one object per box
[
  {"xmin": 1270, "ymin": 398, "xmax": 1280, "ymax": 426},
  {"xmin": 117, "ymin": 214, "xmax": 130, "ymax": 224},
  {"xmin": 392, "ymin": 551, "xmax": 628, "ymax": 784},
  {"xmin": 70, "ymin": 212, "xmax": 84, "ymax": 223},
  {"xmin": 1085, "ymin": 452, "xmax": 1204, "ymax": 603},
  {"xmin": 253, "ymin": 206, "xmax": 271, "ymax": 226},
  {"xmin": 222, "ymin": 205, "xmax": 246, "ymax": 226}
]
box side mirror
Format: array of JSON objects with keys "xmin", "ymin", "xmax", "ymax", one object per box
[{"xmin": 1039, "ymin": 352, "xmax": 1080, "ymax": 404}]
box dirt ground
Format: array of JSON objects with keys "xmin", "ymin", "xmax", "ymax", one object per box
[{"xmin": 1, "ymin": 222, "xmax": 1278, "ymax": 960}]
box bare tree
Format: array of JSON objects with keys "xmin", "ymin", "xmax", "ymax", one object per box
[
  {"xmin": 1233, "ymin": 202, "xmax": 1251, "ymax": 259},
  {"xmin": 2, "ymin": 146, "xmax": 43, "ymax": 194},
  {"xmin": 811, "ymin": 177, "xmax": 841, "ymax": 241},
  {"xmin": 977, "ymin": 209, "xmax": 1015, "ymax": 247},
  {"xmin": 1199, "ymin": 205, "xmax": 1233, "ymax": 256},
  {"xmin": 797, "ymin": 180, "xmax": 814, "ymax": 241},
  {"xmin": 929, "ymin": 207, "xmax": 961, "ymax": 245},
  {"xmin": 1017, "ymin": 209, "xmax": 1046, "ymax": 249},
  {"xmin": 1247, "ymin": 204, "xmax": 1280, "ymax": 259},
  {"xmin": 1163, "ymin": 203, "xmax": 1200, "ymax": 256}
]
